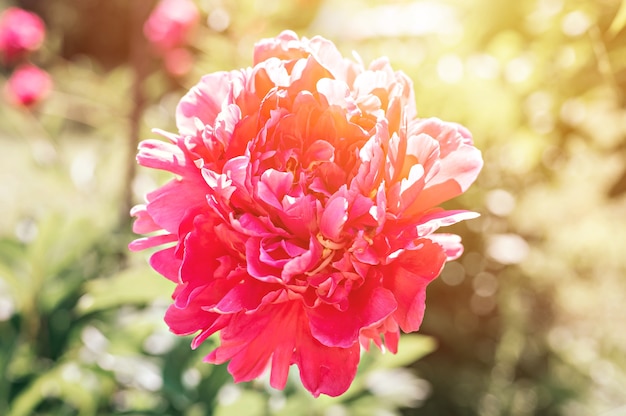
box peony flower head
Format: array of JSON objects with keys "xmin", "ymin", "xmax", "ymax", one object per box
[
  {"xmin": 4, "ymin": 64, "xmax": 52, "ymax": 108},
  {"xmin": 0, "ymin": 7, "xmax": 45, "ymax": 65},
  {"xmin": 143, "ymin": 0, "xmax": 199, "ymax": 53},
  {"xmin": 130, "ymin": 30, "xmax": 483, "ymax": 397}
]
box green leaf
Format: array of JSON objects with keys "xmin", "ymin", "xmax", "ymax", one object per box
[
  {"xmin": 7, "ymin": 364, "xmax": 99, "ymax": 416},
  {"xmin": 77, "ymin": 266, "xmax": 173, "ymax": 315},
  {"xmin": 372, "ymin": 334, "xmax": 437, "ymax": 370},
  {"xmin": 27, "ymin": 215, "xmax": 102, "ymax": 286},
  {"xmin": 213, "ymin": 389, "xmax": 267, "ymax": 416}
]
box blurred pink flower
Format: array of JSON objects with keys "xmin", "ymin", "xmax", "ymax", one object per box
[
  {"xmin": 4, "ymin": 64, "xmax": 52, "ymax": 107},
  {"xmin": 163, "ymin": 47, "xmax": 194, "ymax": 77},
  {"xmin": 130, "ymin": 30, "xmax": 482, "ymax": 397},
  {"xmin": 144, "ymin": 0, "xmax": 199, "ymax": 53},
  {"xmin": 0, "ymin": 7, "xmax": 45, "ymax": 65}
]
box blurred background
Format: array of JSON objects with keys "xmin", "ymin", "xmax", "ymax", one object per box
[{"xmin": 1, "ymin": 0, "xmax": 626, "ymax": 415}]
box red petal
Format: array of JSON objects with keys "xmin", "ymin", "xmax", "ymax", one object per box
[
  {"xmin": 306, "ymin": 273, "xmax": 397, "ymax": 348},
  {"xmin": 146, "ymin": 177, "xmax": 208, "ymax": 234},
  {"xmin": 205, "ymin": 302, "xmax": 301, "ymax": 389},
  {"xmin": 384, "ymin": 239, "xmax": 446, "ymax": 333},
  {"xmin": 165, "ymin": 287, "xmax": 223, "ymax": 336},
  {"xmin": 212, "ymin": 279, "xmax": 283, "ymax": 314},
  {"xmin": 149, "ymin": 246, "xmax": 181, "ymax": 282},
  {"xmin": 293, "ymin": 334, "xmax": 360, "ymax": 397}
]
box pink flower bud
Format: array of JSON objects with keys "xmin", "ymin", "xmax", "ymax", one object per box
[
  {"xmin": 0, "ymin": 7, "xmax": 45, "ymax": 65},
  {"xmin": 5, "ymin": 64, "xmax": 52, "ymax": 108},
  {"xmin": 143, "ymin": 0, "xmax": 199, "ymax": 53}
]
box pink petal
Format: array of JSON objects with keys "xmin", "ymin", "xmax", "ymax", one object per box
[
  {"xmin": 230, "ymin": 212, "xmax": 291, "ymax": 238},
  {"xmin": 278, "ymin": 194, "xmax": 319, "ymax": 239},
  {"xmin": 306, "ymin": 274, "xmax": 397, "ymax": 348},
  {"xmin": 384, "ymin": 239, "xmax": 446, "ymax": 333},
  {"xmin": 316, "ymin": 78, "xmax": 354, "ymax": 111},
  {"xmin": 281, "ymin": 236, "xmax": 323, "ymax": 281},
  {"xmin": 214, "ymin": 103, "xmax": 242, "ymax": 151},
  {"xmin": 308, "ymin": 35, "xmax": 354, "ymax": 81},
  {"xmin": 303, "ymin": 139, "xmax": 335, "ymax": 168},
  {"xmin": 354, "ymin": 135, "xmax": 385, "ymax": 195},
  {"xmin": 176, "ymin": 71, "xmax": 236, "ymax": 137},
  {"xmin": 149, "ymin": 246, "xmax": 181, "ymax": 282},
  {"xmin": 253, "ymin": 30, "xmax": 302, "ymax": 65},
  {"xmin": 136, "ymin": 139, "xmax": 189, "ymax": 176},
  {"xmin": 256, "ymin": 169, "xmax": 294, "ymax": 210},
  {"xmin": 293, "ymin": 332, "xmax": 360, "ymax": 397},
  {"xmin": 289, "ymin": 56, "xmax": 333, "ymax": 96},
  {"xmin": 128, "ymin": 233, "xmax": 177, "ymax": 251},
  {"xmin": 416, "ymin": 209, "xmax": 480, "ymax": 236},
  {"xmin": 212, "ymin": 279, "xmax": 283, "ymax": 314},
  {"xmin": 406, "ymin": 144, "xmax": 483, "ymax": 214},
  {"xmin": 384, "ymin": 329, "xmax": 400, "ymax": 354},
  {"xmin": 428, "ymin": 233, "xmax": 465, "ymax": 261},
  {"xmin": 164, "ymin": 282, "xmax": 234, "ymax": 347},
  {"xmin": 245, "ymin": 238, "xmax": 283, "ymax": 283},
  {"xmin": 205, "ymin": 302, "xmax": 302, "ymax": 389},
  {"xmin": 146, "ymin": 177, "xmax": 208, "ymax": 234},
  {"xmin": 319, "ymin": 194, "xmax": 349, "ymax": 241},
  {"xmin": 130, "ymin": 204, "xmax": 160, "ymax": 234},
  {"xmin": 179, "ymin": 215, "xmax": 231, "ymax": 284}
]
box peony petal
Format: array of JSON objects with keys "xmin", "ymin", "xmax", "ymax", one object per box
[
  {"xmin": 205, "ymin": 302, "xmax": 301, "ymax": 389},
  {"xmin": 308, "ymin": 35, "xmax": 354, "ymax": 81},
  {"xmin": 149, "ymin": 246, "xmax": 181, "ymax": 282},
  {"xmin": 278, "ymin": 194, "xmax": 319, "ymax": 239},
  {"xmin": 212, "ymin": 278, "xmax": 283, "ymax": 314},
  {"xmin": 146, "ymin": 177, "xmax": 208, "ymax": 234},
  {"xmin": 303, "ymin": 139, "xmax": 336, "ymax": 168},
  {"xmin": 319, "ymin": 194, "xmax": 349, "ymax": 241},
  {"xmin": 316, "ymin": 78, "xmax": 355, "ymax": 112},
  {"xmin": 128, "ymin": 233, "xmax": 177, "ymax": 251},
  {"xmin": 130, "ymin": 204, "xmax": 160, "ymax": 234},
  {"xmin": 178, "ymin": 214, "xmax": 242, "ymax": 287},
  {"xmin": 289, "ymin": 55, "xmax": 333, "ymax": 96},
  {"xmin": 281, "ymin": 236, "xmax": 323, "ymax": 281},
  {"xmin": 306, "ymin": 274, "xmax": 397, "ymax": 348},
  {"xmin": 428, "ymin": 233, "xmax": 466, "ymax": 261},
  {"xmin": 176, "ymin": 71, "xmax": 236, "ymax": 136},
  {"xmin": 406, "ymin": 144, "xmax": 483, "ymax": 215},
  {"xmin": 293, "ymin": 332, "xmax": 360, "ymax": 397},
  {"xmin": 136, "ymin": 139, "xmax": 189, "ymax": 176},
  {"xmin": 214, "ymin": 103, "xmax": 242, "ymax": 151},
  {"xmin": 245, "ymin": 238, "xmax": 283, "ymax": 283},
  {"xmin": 256, "ymin": 169, "xmax": 294, "ymax": 210},
  {"xmin": 253, "ymin": 30, "xmax": 302, "ymax": 65},
  {"xmin": 384, "ymin": 239, "xmax": 446, "ymax": 333},
  {"xmin": 416, "ymin": 209, "xmax": 480, "ymax": 236},
  {"xmin": 165, "ymin": 282, "xmax": 231, "ymax": 339}
]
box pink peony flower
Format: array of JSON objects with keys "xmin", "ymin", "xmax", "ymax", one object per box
[
  {"xmin": 0, "ymin": 7, "xmax": 45, "ymax": 65},
  {"xmin": 4, "ymin": 64, "xmax": 52, "ymax": 108},
  {"xmin": 143, "ymin": 0, "xmax": 199, "ymax": 53},
  {"xmin": 130, "ymin": 30, "xmax": 483, "ymax": 397}
]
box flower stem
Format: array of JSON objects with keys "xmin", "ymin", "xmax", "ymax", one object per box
[{"xmin": 120, "ymin": 0, "xmax": 153, "ymax": 230}]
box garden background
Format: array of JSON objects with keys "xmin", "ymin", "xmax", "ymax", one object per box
[{"xmin": 1, "ymin": 0, "xmax": 626, "ymax": 414}]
